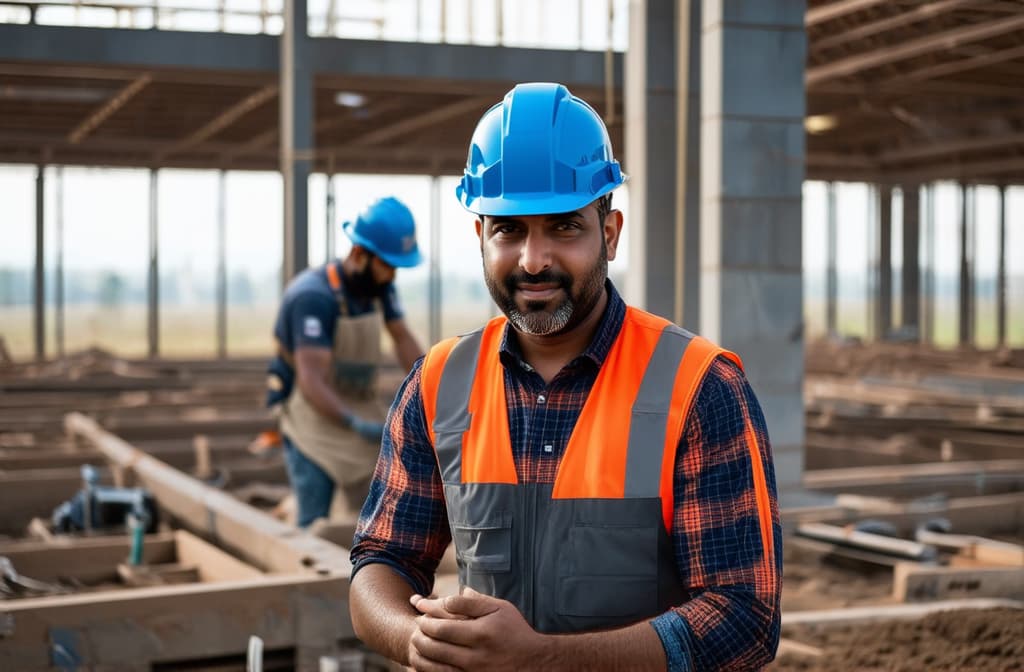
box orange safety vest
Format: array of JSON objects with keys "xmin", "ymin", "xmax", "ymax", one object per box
[{"xmin": 420, "ymin": 306, "xmax": 747, "ymax": 632}]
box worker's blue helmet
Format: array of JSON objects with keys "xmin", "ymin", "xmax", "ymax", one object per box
[
  {"xmin": 456, "ymin": 82, "xmax": 626, "ymax": 216},
  {"xmin": 342, "ymin": 196, "xmax": 422, "ymax": 268}
]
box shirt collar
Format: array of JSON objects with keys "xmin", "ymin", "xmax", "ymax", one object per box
[{"xmin": 498, "ymin": 279, "xmax": 626, "ymax": 373}]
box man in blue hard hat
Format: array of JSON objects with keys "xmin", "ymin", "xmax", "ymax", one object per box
[
  {"xmin": 348, "ymin": 83, "xmax": 781, "ymax": 670},
  {"xmin": 266, "ymin": 196, "xmax": 425, "ymax": 528}
]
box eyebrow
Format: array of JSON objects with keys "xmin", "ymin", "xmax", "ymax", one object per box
[{"xmin": 487, "ymin": 210, "xmax": 586, "ymax": 225}]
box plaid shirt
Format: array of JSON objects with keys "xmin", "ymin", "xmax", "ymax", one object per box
[{"xmin": 352, "ymin": 282, "xmax": 782, "ymax": 671}]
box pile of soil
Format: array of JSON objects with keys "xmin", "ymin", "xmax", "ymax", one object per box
[{"xmin": 770, "ymin": 608, "xmax": 1023, "ymax": 671}]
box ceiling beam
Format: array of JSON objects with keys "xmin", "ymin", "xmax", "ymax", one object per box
[
  {"xmin": 877, "ymin": 132, "xmax": 1024, "ymax": 163},
  {"xmin": 806, "ymin": 13, "xmax": 1024, "ymax": 86},
  {"xmin": 896, "ymin": 42, "xmax": 1024, "ymax": 84},
  {"xmin": 161, "ymin": 84, "xmax": 278, "ymax": 157},
  {"xmin": 347, "ymin": 95, "xmax": 493, "ymax": 147},
  {"xmin": 67, "ymin": 73, "xmax": 152, "ymax": 145},
  {"xmin": 805, "ymin": 0, "xmax": 889, "ymax": 28},
  {"xmin": 810, "ymin": 0, "xmax": 982, "ymax": 53}
]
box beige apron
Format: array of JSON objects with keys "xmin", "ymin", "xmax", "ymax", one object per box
[{"xmin": 279, "ymin": 293, "xmax": 386, "ymax": 512}]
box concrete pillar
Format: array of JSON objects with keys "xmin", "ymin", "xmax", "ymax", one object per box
[
  {"xmin": 700, "ymin": 1, "xmax": 806, "ymax": 500},
  {"xmin": 958, "ymin": 183, "xmax": 972, "ymax": 347},
  {"xmin": 281, "ymin": 0, "xmax": 311, "ymax": 283},
  {"xmin": 34, "ymin": 164, "xmax": 45, "ymax": 362},
  {"xmin": 216, "ymin": 170, "xmax": 228, "ymax": 358},
  {"xmin": 997, "ymin": 185, "xmax": 1007, "ymax": 348},
  {"xmin": 625, "ymin": 0, "xmax": 678, "ymax": 320},
  {"xmin": 901, "ymin": 184, "xmax": 920, "ymax": 336},
  {"xmin": 147, "ymin": 168, "xmax": 159, "ymax": 358},
  {"xmin": 825, "ymin": 181, "xmax": 837, "ymax": 335},
  {"xmin": 876, "ymin": 185, "xmax": 892, "ymax": 340}
]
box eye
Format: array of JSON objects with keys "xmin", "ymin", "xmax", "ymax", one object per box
[
  {"xmin": 491, "ymin": 221, "xmax": 521, "ymax": 236},
  {"xmin": 553, "ymin": 219, "xmax": 583, "ymax": 232}
]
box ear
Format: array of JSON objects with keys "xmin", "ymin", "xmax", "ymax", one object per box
[
  {"xmin": 475, "ymin": 219, "xmax": 483, "ymax": 244},
  {"xmin": 603, "ymin": 210, "xmax": 624, "ymax": 261}
]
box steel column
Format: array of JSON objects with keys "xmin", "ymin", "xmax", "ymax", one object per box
[
  {"xmin": 876, "ymin": 185, "xmax": 892, "ymax": 339},
  {"xmin": 33, "ymin": 164, "xmax": 45, "ymax": 362},
  {"xmin": 901, "ymin": 184, "xmax": 920, "ymax": 336},
  {"xmin": 281, "ymin": 0, "xmax": 311, "ymax": 283},
  {"xmin": 996, "ymin": 185, "xmax": 1007, "ymax": 348},
  {"xmin": 147, "ymin": 168, "xmax": 159, "ymax": 357},
  {"xmin": 217, "ymin": 169, "xmax": 228, "ymax": 358}
]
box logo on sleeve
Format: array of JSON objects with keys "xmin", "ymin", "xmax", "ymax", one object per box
[{"xmin": 303, "ymin": 316, "xmax": 323, "ymax": 338}]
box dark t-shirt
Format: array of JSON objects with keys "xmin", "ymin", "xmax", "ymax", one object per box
[{"xmin": 273, "ymin": 263, "xmax": 403, "ymax": 354}]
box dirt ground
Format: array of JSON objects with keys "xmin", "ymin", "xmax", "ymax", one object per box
[{"xmin": 770, "ymin": 608, "xmax": 1023, "ymax": 671}]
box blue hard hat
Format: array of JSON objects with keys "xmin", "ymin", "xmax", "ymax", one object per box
[
  {"xmin": 342, "ymin": 196, "xmax": 422, "ymax": 268},
  {"xmin": 456, "ymin": 82, "xmax": 626, "ymax": 216}
]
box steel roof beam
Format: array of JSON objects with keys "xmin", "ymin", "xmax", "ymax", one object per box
[
  {"xmin": 67, "ymin": 73, "xmax": 152, "ymax": 144},
  {"xmin": 806, "ymin": 13, "xmax": 1024, "ymax": 86}
]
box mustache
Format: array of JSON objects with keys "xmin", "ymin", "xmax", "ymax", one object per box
[{"xmin": 505, "ymin": 270, "xmax": 571, "ymax": 291}]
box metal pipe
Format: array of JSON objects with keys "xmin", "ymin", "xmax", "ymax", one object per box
[
  {"xmin": 148, "ymin": 168, "xmax": 159, "ymax": 357},
  {"xmin": 996, "ymin": 184, "xmax": 1007, "ymax": 348},
  {"xmin": 825, "ymin": 181, "xmax": 838, "ymax": 335}
]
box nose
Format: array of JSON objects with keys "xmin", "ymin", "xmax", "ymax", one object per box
[{"xmin": 518, "ymin": 229, "xmax": 552, "ymax": 276}]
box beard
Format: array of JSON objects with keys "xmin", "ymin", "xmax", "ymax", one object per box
[
  {"xmin": 345, "ymin": 259, "xmax": 386, "ymax": 299},
  {"xmin": 483, "ymin": 241, "xmax": 608, "ymax": 337}
]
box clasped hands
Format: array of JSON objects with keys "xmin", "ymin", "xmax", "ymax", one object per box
[{"xmin": 407, "ymin": 587, "xmax": 549, "ymax": 672}]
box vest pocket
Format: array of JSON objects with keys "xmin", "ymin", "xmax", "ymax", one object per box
[
  {"xmin": 557, "ymin": 577, "xmax": 659, "ymax": 618},
  {"xmin": 557, "ymin": 524, "xmax": 659, "ymax": 619},
  {"xmin": 452, "ymin": 511, "xmax": 513, "ymax": 573}
]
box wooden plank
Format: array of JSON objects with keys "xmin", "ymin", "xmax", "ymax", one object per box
[
  {"xmin": 916, "ymin": 530, "xmax": 1024, "ymax": 566},
  {"xmin": 893, "ymin": 562, "xmax": 1024, "ymax": 602},
  {"xmin": 782, "ymin": 598, "xmax": 1024, "ymax": 627},
  {"xmin": 812, "ymin": 492, "xmax": 1024, "ymax": 537},
  {"xmin": 796, "ymin": 522, "xmax": 937, "ymax": 561},
  {"xmin": 804, "ymin": 459, "xmax": 1024, "ymax": 498},
  {"xmin": 0, "ymin": 533, "xmax": 177, "ymax": 583},
  {"xmin": 0, "ymin": 573, "xmax": 350, "ymax": 670},
  {"xmin": 66, "ymin": 413, "xmax": 350, "ymax": 576},
  {"xmin": 172, "ymin": 530, "xmax": 263, "ymax": 582}
]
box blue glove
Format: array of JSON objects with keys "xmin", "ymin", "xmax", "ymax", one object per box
[{"xmin": 346, "ymin": 413, "xmax": 385, "ymax": 443}]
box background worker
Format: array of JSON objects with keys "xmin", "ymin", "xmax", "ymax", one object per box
[
  {"xmin": 348, "ymin": 83, "xmax": 782, "ymax": 671},
  {"xmin": 266, "ymin": 196, "xmax": 425, "ymax": 528}
]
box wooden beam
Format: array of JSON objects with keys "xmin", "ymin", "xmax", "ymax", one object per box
[
  {"xmin": 806, "ymin": 14, "xmax": 1024, "ymax": 86},
  {"xmin": 782, "ymin": 598, "xmax": 1024, "ymax": 626},
  {"xmin": 347, "ymin": 95, "xmax": 493, "ymax": 147},
  {"xmin": 66, "ymin": 74, "xmax": 152, "ymax": 145},
  {"xmin": 810, "ymin": 492, "xmax": 1024, "ymax": 537},
  {"xmin": 804, "ymin": 459, "xmax": 1024, "ymax": 495},
  {"xmin": 0, "ymin": 533, "xmax": 177, "ymax": 583},
  {"xmin": 810, "ymin": 0, "xmax": 983, "ymax": 52},
  {"xmin": 0, "ymin": 573, "xmax": 350, "ymax": 670},
  {"xmin": 805, "ymin": 0, "xmax": 889, "ymax": 28},
  {"xmin": 893, "ymin": 562, "xmax": 1024, "ymax": 602},
  {"xmin": 161, "ymin": 84, "xmax": 278, "ymax": 157}
]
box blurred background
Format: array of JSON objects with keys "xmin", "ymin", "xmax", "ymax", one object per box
[{"xmin": 1, "ymin": 2, "xmax": 1022, "ymax": 670}]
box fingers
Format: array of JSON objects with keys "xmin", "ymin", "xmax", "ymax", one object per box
[
  {"xmin": 411, "ymin": 594, "xmax": 468, "ymax": 620},
  {"xmin": 440, "ymin": 588, "xmax": 501, "ymax": 619},
  {"xmin": 408, "ymin": 622, "xmax": 468, "ymax": 672}
]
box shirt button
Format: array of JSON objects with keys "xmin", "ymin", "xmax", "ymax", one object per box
[
  {"xmin": 543, "ymin": 444, "xmax": 553, "ymax": 453},
  {"xmin": 537, "ymin": 395, "xmax": 546, "ymax": 404}
]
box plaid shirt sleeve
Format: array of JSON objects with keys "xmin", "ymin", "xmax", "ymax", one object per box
[
  {"xmin": 650, "ymin": 356, "xmax": 783, "ymax": 671},
  {"xmin": 349, "ymin": 359, "xmax": 451, "ymax": 596}
]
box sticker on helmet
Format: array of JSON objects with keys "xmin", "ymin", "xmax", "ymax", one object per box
[{"xmin": 303, "ymin": 316, "xmax": 323, "ymax": 338}]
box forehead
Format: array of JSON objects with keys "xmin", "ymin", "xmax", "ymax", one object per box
[{"xmin": 483, "ymin": 204, "xmax": 599, "ymax": 223}]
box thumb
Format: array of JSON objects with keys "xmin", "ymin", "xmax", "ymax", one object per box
[{"xmin": 443, "ymin": 587, "xmax": 501, "ymax": 619}]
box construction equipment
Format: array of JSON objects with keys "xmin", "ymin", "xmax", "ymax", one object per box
[{"xmin": 51, "ymin": 464, "xmax": 159, "ymax": 535}]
